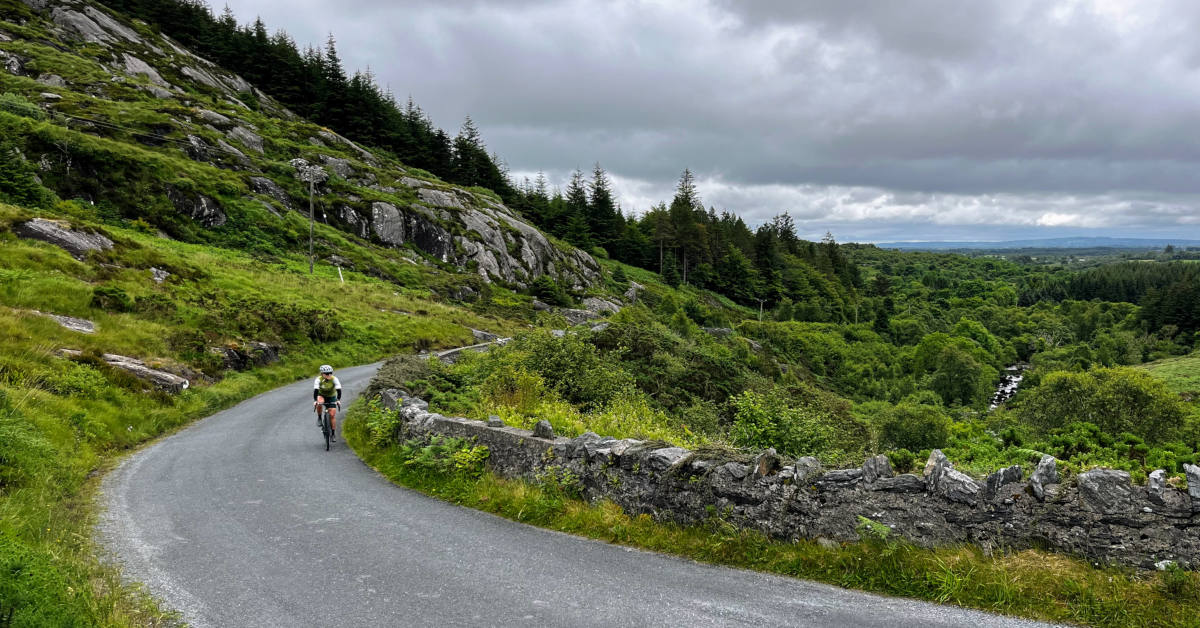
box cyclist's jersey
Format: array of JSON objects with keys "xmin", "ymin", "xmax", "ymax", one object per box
[{"xmin": 314, "ymin": 376, "xmax": 341, "ymax": 403}]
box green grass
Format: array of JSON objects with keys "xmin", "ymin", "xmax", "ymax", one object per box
[
  {"xmin": 1139, "ymin": 351, "xmax": 1200, "ymax": 397},
  {"xmin": 345, "ymin": 400, "xmax": 1200, "ymax": 628},
  {"xmin": 0, "ymin": 199, "xmax": 522, "ymax": 626}
]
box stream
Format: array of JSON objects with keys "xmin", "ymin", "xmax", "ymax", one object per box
[{"xmin": 989, "ymin": 363, "xmax": 1029, "ymax": 410}]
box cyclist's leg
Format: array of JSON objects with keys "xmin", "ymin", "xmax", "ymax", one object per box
[{"xmin": 329, "ymin": 406, "xmax": 337, "ymax": 432}]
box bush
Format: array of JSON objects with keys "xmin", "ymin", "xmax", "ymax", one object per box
[
  {"xmin": 529, "ymin": 275, "xmax": 571, "ymax": 307},
  {"xmin": 880, "ymin": 402, "xmax": 950, "ymax": 451},
  {"xmin": 47, "ymin": 362, "xmax": 107, "ymax": 397},
  {"xmin": 730, "ymin": 387, "xmax": 866, "ymax": 461},
  {"xmin": 90, "ymin": 285, "xmax": 134, "ymax": 312},
  {"xmin": 1016, "ymin": 367, "xmax": 1186, "ymax": 443}
]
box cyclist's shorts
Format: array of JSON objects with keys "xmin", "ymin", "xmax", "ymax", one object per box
[{"xmin": 320, "ymin": 399, "xmax": 339, "ymax": 408}]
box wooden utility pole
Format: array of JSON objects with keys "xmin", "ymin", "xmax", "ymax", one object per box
[{"xmin": 308, "ymin": 178, "xmax": 315, "ymax": 274}]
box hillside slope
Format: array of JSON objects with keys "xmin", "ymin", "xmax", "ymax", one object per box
[{"xmin": 1, "ymin": 0, "xmax": 599, "ymax": 289}]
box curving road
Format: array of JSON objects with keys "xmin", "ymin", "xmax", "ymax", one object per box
[{"xmin": 99, "ymin": 363, "xmax": 1059, "ymax": 627}]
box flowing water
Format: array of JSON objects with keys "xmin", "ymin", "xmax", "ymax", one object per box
[{"xmin": 989, "ymin": 363, "xmax": 1029, "ymax": 410}]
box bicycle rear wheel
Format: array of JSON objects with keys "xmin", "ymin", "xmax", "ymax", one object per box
[{"xmin": 321, "ymin": 406, "xmax": 331, "ymax": 451}]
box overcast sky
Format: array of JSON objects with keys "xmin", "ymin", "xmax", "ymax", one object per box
[{"xmin": 222, "ymin": 0, "xmax": 1200, "ymax": 243}]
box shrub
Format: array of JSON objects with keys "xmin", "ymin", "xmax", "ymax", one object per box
[
  {"xmin": 1016, "ymin": 367, "xmax": 1186, "ymax": 443},
  {"xmin": 480, "ymin": 367, "xmax": 548, "ymax": 414},
  {"xmin": 47, "ymin": 362, "xmax": 107, "ymax": 397},
  {"xmin": 529, "ymin": 275, "xmax": 571, "ymax": 307},
  {"xmin": 730, "ymin": 387, "xmax": 866, "ymax": 461},
  {"xmin": 880, "ymin": 402, "xmax": 951, "ymax": 451},
  {"xmin": 90, "ymin": 285, "xmax": 134, "ymax": 312}
]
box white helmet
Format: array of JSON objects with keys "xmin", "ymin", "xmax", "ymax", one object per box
[{"xmin": 319, "ymin": 364, "xmax": 333, "ymax": 374}]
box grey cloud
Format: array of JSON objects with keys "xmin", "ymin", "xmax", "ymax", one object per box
[{"xmin": 225, "ymin": 0, "xmax": 1200, "ymax": 239}]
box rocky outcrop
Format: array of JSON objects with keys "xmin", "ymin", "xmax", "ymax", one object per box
[
  {"xmin": 59, "ymin": 350, "xmax": 189, "ymax": 393},
  {"xmin": 210, "ymin": 342, "xmax": 280, "ymax": 371},
  {"xmin": 374, "ymin": 386, "xmax": 1200, "ymax": 570},
  {"xmin": 166, "ymin": 186, "xmax": 225, "ymax": 227},
  {"xmin": 29, "ymin": 310, "xmax": 95, "ymax": 333},
  {"xmin": 14, "ymin": 218, "xmax": 113, "ymax": 259},
  {"xmin": 248, "ymin": 177, "xmax": 293, "ymax": 210}
]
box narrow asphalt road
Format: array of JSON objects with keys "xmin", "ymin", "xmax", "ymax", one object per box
[{"xmin": 99, "ymin": 362, "xmax": 1061, "ymax": 627}]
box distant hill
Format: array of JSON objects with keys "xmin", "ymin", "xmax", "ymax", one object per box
[{"xmin": 876, "ymin": 237, "xmax": 1200, "ymax": 251}]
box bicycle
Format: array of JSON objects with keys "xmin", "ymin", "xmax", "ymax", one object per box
[{"xmin": 316, "ymin": 400, "xmax": 340, "ymax": 451}]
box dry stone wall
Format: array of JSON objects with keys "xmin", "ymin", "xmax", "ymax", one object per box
[{"xmin": 375, "ymin": 388, "xmax": 1200, "ymax": 570}]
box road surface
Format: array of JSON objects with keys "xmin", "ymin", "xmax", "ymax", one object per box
[{"xmin": 99, "ymin": 362, "xmax": 1059, "ymax": 627}]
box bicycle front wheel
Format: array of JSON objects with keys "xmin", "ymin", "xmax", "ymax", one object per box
[{"xmin": 321, "ymin": 407, "xmax": 331, "ymax": 451}]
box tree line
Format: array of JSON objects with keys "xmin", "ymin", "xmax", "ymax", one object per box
[{"xmin": 101, "ymin": 0, "xmax": 512, "ymax": 198}]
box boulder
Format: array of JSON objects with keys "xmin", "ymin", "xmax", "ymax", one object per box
[
  {"xmin": 37, "ymin": 74, "xmax": 66, "ymax": 87},
  {"xmin": 532, "ymin": 299, "xmax": 552, "ymax": 311},
  {"xmin": 532, "ymin": 420, "xmax": 555, "ymax": 439},
  {"xmin": 142, "ymin": 84, "xmax": 173, "ymax": 99},
  {"xmin": 623, "ymin": 281, "xmax": 645, "ymax": 303},
  {"xmin": 937, "ymin": 468, "xmax": 982, "ymax": 505},
  {"xmin": 166, "ymin": 187, "xmax": 226, "ymax": 227},
  {"xmin": 211, "ymin": 342, "xmax": 281, "ymax": 371},
  {"xmin": 471, "ymin": 329, "xmax": 499, "ymax": 343},
  {"xmin": 582, "ymin": 297, "xmax": 621, "ymax": 316},
  {"xmin": 561, "ymin": 309, "xmax": 598, "ymax": 326},
  {"xmin": 1030, "ymin": 455, "xmax": 1059, "ymax": 501},
  {"xmin": 1077, "ymin": 469, "xmax": 1133, "ymax": 515},
  {"xmin": 702, "ymin": 327, "xmax": 734, "ymax": 338},
  {"xmin": 487, "ymin": 415, "xmax": 505, "ymax": 428},
  {"xmin": 0, "ymin": 50, "xmax": 22, "ymax": 75},
  {"xmin": 14, "ymin": 218, "xmax": 113, "ymax": 259},
  {"xmin": 861, "ymin": 455, "xmax": 893, "ymax": 484},
  {"xmin": 249, "ymin": 177, "xmax": 293, "ymax": 210},
  {"xmin": 150, "ymin": 267, "xmax": 171, "ymax": 283},
  {"xmin": 816, "ymin": 468, "xmax": 862, "ymax": 489}
]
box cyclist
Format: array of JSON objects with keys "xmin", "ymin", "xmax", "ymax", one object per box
[{"xmin": 313, "ymin": 365, "xmax": 342, "ymax": 439}]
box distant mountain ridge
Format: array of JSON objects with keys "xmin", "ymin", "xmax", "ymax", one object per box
[{"xmin": 876, "ymin": 237, "xmax": 1200, "ymax": 251}]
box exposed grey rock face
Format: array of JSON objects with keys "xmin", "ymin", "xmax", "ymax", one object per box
[
  {"xmin": 142, "ymin": 84, "xmax": 172, "ymax": 99},
  {"xmin": 702, "ymin": 327, "xmax": 734, "ymax": 338},
  {"xmin": 872, "ymin": 474, "xmax": 926, "ymax": 493},
  {"xmin": 37, "ymin": 73, "xmax": 66, "ymax": 87},
  {"xmin": 861, "ymin": 455, "xmax": 893, "ymax": 484},
  {"xmin": 211, "ymin": 342, "xmax": 281, "ymax": 371},
  {"xmin": 196, "ymin": 109, "xmax": 232, "ymax": 127},
  {"xmin": 623, "ymin": 281, "xmax": 644, "ymax": 303},
  {"xmin": 582, "ymin": 297, "xmax": 621, "ymax": 316},
  {"xmin": 487, "ymin": 415, "xmax": 505, "ymax": 428},
  {"xmin": 1, "ymin": 49, "xmax": 24, "ymax": 75},
  {"xmin": 1030, "ymin": 455, "xmax": 1059, "ymax": 501},
  {"xmin": 181, "ymin": 65, "xmax": 223, "ymax": 91},
  {"xmin": 83, "ymin": 6, "xmax": 144, "ymax": 44},
  {"xmin": 471, "ymin": 329, "xmax": 499, "ymax": 343},
  {"xmin": 532, "ymin": 420, "xmax": 555, "ymax": 440},
  {"xmin": 248, "ymin": 177, "xmax": 293, "ymax": 210},
  {"xmin": 122, "ymin": 53, "xmax": 168, "ymax": 87},
  {"xmin": 149, "ymin": 267, "xmax": 170, "ymax": 283},
  {"xmin": 1078, "ymin": 469, "xmax": 1133, "ymax": 514},
  {"xmin": 320, "ymin": 155, "xmax": 355, "ymax": 179},
  {"xmin": 561, "ymin": 309, "xmax": 599, "ymax": 326},
  {"xmin": 227, "ymin": 126, "xmax": 263, "ymax": 154},
  {"xmin": 166, "ymin": 187, "xmax": 226, "ymax": 227},
  {"xmin": 31, "ymin": 310, "xmax": 95, "ymax": 333},
  {"xmin": 14, "ymin": 218, "xmax": 113, "ymax": 259},
  {"xmin": 646, "ymin": 447, "xmax": 689, "ymax": 472},
  {"xmin": 61, "ymin": 350, "xmax": 189, "ymax": 393},
  {"xmin": 418, "ymin": 188, "xmax": 465, "ymax": 210},
  {"xmin": 794, "ymin": 456, "xmax": 822, "ymax": 484},
  {"xmin": 51, "ymin": 7, "xmax": 116, "ymax": 43}
]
